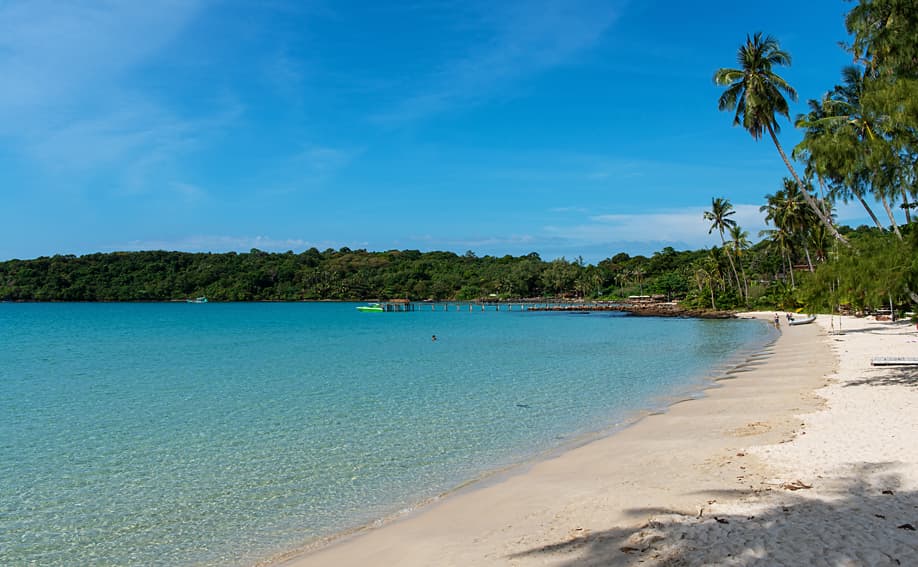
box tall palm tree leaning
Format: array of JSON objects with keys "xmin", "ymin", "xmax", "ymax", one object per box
[
  {"xmin": 714, "ymin": 32, "xmax": 848, "ymax": 245},
  {"xmin": 703, "ymin": 197, "xmax": 743, "ymax": 300}
]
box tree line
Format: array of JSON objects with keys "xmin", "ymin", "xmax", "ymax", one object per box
[
  {"xmin": 0, "ymin": 247, "xmax": 707, "ymax": 303},
  {"xmin": 1, "ymin": 222, "xmax": 907, "ymax": 313}
]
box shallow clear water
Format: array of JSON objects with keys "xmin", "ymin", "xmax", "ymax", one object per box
[{"xmin": 0, "ymin": 303, "xmax": 773, "ymax": 566}]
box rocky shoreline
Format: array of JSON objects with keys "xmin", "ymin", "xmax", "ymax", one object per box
[
  {"xmin": 624, "ymin": 303, "xmax": 736, "ymax": 319},
  {"xmin": 525, "ymin": 302, "xmax": 736, "ymax": 319}
]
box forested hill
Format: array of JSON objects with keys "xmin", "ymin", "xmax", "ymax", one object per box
[{"xmin": 0, "ymin": 247, "xmax": 709, "ymax": 302}]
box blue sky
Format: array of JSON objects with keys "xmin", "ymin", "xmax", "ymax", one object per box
[{"xmin": 0, "ymin": 0, "xmax": 890, "ymax": 263}]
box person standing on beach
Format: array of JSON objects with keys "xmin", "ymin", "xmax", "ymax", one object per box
[{"xmin": 774, "ymin": 313, "xmax": 781, "ymax": 329}]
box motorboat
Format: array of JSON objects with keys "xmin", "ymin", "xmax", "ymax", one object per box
[
  {"xmin": 788, "ymin": 314, "xmax": 816, "ymax": 326},
  {"xmin": 356, "ymin": 303, "xmax": 384, "ymax": 312}
]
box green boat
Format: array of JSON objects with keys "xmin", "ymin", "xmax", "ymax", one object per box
[{"xmin": 356, "ymin": 303, "xmax": 384, "ymax": 312}]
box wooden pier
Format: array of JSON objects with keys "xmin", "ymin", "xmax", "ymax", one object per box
[
  {"xmin": 375, "ymin": 300, "xmax": 634, "ymax": 313},
  {"xmin": 370, "ymin": 300, "xmax": 730, "ymax": 318}
]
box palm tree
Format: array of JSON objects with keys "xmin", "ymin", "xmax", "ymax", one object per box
[
  {"xmin": 704, "ymin": 197, "xmax": 743, "ymax": 298},
  {"xmin": 692, "ymin": 252, "xmax": 725, "ymax": 310},
  {"xmin": 693, "ymin": 265, "xmax": 716, "ymax": 309},
  {"xmin": 615, "ymin": 271, "xmax": 626, "ymax": 298},
  {"xmin": 714, "ymin": 32, "xmax": 848, "ymax": 244},
  {"xmin": 794, "ymin": 95, "xmax": 885, "ymax": 230},
  {"xmin": 705, "ymin": 249, "xmax": 727, "ymax": 307},
  {"xmin": 761, "ymin": 178, "xmax": 821, "ymax": 272},
  {"xmin": 845, "ymin": 1, "xmax": 918, "ymax": 227},
  {"xmin": 760, "ymin": 226, "xmax": 796, "ymax": 288},
  {"xmin": 795, "ymin": 66, "xmax": 905, "ymax": 239},
  {"xmin": 727, "ymin": 224, "xmax": 751, "ymax": 300},
  {"xmin": 631, "ymin": 265, "xmax": 646, "ymax": 297}
]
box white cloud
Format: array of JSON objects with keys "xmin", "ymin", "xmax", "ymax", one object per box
[
  {"xmin": 549, "ymin": 204, "xmax": 767, "ymax": 248},
  {"xmin": 403, "ymin": 233, "xmax": 536, "ymax": 249}
]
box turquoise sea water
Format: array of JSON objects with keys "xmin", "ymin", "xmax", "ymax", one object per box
[{"xmin": 0, "ymin": 303, "xmax": 773, "ymax": 566}]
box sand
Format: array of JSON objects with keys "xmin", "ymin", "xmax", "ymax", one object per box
[{"xmin": 277, "ymin": 313, "xmax": 918, "ymax": 566}]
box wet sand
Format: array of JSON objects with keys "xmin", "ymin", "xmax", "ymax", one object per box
[{"xmin": 278, "ymin": 313, "xmax": 856, "ymax": 566}]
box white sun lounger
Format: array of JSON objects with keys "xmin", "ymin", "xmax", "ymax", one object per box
[{"xmin": 871, "ymin": 356, "xmax": 918, "ymax": 366}]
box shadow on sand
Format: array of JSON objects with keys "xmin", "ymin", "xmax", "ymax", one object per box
[
  {"xmin": 845, "ymin": 367, "xmax": 918, "ymax": 389},
  {"xmin": 508, "ymin": 463, "xmax": 918, "ymax": 566},
  {"xmin": 825, "ymin": 321, "xmax": 917, "ymax": 336}
]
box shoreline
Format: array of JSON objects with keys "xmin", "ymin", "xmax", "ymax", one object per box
[
  {"xmin": 258, "ymin": 317, "xmax": 776, "ymax": 565},
  {"xmin": 275, "ymin": 313, "xmax": 834, "ymax": 566}
]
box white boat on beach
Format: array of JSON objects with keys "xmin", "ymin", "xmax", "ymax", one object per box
[
  {"xmin": 788, "ymin": 315, "xmax": 816, "ymax": 326},
  {"xmin": 871, "ymin": 356, "xmax": 918, "ymax": 366}
]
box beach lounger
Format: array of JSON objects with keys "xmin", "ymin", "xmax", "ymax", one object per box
[{"xmin": 870, "ymin": 356, "xmax": 918, "ymax": 366}]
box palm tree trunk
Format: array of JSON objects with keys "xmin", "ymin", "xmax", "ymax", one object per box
[
  {"xmin": 784, "ymin": 252, "xmax": 795, "ymax": 288},
  {"xmin": 902, "ymin": 188, "xmax": 912, "ymax": 224},
  {"xmin": 767, "ymin": 124, "xmax": 849, "ymax": 245},
  {"xmin": 855, "ymin": 193, "xmax": 885, "ymax": 230},
  {"xmin": 879, "ymin": 194, "xmax": 904, "ymax": 240},
  {"xmin": 803, "ymin": 243, "xmax": 814, "ymax": 272},
  {"xmin": 739, "ymin": 263, "xmax": 749, "ymax": 301},
  {"xmin": 720, "ymin": 235, "xmax": 742, "ymax": 299}
]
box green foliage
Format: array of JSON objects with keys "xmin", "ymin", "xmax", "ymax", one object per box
[
  {"xmin": 801, "ymin": 228, "xmax": 916, "ymax": 312},
  {"xmin": 705, "ymin": 2, "xmax": 918, "ymax": 315},
  {"xmin": 713, "ymin": 32, "xmax": 797, "ymax": 140},
  {"xmin": 0, "ymin": 244, "xmax": 772, "ymax": 306},
  {"xmin": 0, "ymin": 247, "xmax": 706, "ymax": 302}
]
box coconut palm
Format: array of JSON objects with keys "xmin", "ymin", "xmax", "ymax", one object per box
[
  {"xmin": 693, "ymin": 265, "xmax": 716, "ymax": 309},
  {"xmin": 794, "ymin": 95, "xmax": 885, "ymax": 230},
  {"xmin": 631, "ymin": 265, "xmax": 646, "ymax": 297},
  {"xmin": 714, "ymin": 32, "xmax": 847, "ymax": 243},
  {"xmin": 795, "ymin": 66, "xmax": 905, "ymax": 238},
  {"xmin": 846, "ymin": 0, "xmax": 918, "ymax": 226},
  {"xmin": 693, "ymin": 252, "xmax": 725, "ymax": 309},
  {"xmin": 761, "ymin": 178, "xmax": 823, "ymax": 272},
  {"xmin": 726, "ymin": 224, "xmax": 751, "ymax": 300},
  {"xmin": 705, "ymin": 249, "xmax": 728, "ymax": 305},
  {"xmin": 760, "ymin": 226, "xmax": 796, "ymax": 288},
  {"xmin": 703, "ymin": 197, "xmax": 743, "ymax": 298},
  {"xmin": 760, "ymin": 179, "xmax": 814, "ymax": 284}
]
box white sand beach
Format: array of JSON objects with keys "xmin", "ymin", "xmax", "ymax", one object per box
[{"xmin": 279, "ymin": 313, "xmax": 918, "ymax": 566}]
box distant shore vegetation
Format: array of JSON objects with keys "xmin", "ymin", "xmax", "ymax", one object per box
[
  {"xmin": 0, "ymin": 222, "xmax": 913, "ymax": 317},
  {"xmin": 3, "ymin": 1, "xmax": 916, "ymax": 317}
]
